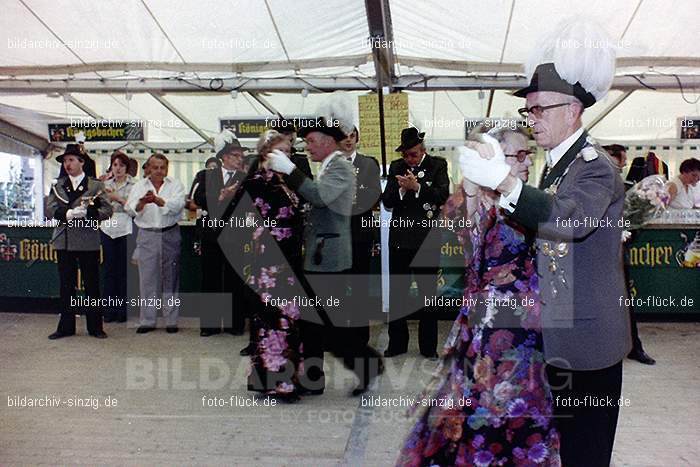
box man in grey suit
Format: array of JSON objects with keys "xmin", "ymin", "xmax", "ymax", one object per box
[
  {"xmin": 45, "ymin": 144, "xmax": 113, "ymax": 339},
  {"xmin": 266, "ymin": 116, "xmax": 384, "ymax": 396},
  {"xmin": 460, "ymin": 23, "xmax": 632, "ymax": 467}
]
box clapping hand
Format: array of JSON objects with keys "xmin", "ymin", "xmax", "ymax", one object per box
[
  {"xmin": 218, "ymin": 181, "xmax": 239, "ymax": 202},
  {"xmin": 396, "ymin": 170, "xmax": 420, "ymax": 191}
]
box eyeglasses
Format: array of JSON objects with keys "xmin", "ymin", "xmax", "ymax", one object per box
[
  {"xmin": 505, "ymin": 150, "xmax": 532, "ymax": 162},
  {"xmin": 518, "ymin": 103, "xmax": 571, "ymax": 119}
]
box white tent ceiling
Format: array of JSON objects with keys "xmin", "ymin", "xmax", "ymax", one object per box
[{"xmin": 1, "ymin": 0, "xmax": 699, "ymax": 146}]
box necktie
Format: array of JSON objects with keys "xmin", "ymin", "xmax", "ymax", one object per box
[{"xmin": 225, "ymin": 171, "xmax": 234, "ymax": 185}]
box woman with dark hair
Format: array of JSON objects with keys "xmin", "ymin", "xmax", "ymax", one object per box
[
  {"xmin": 668, "ymin": 157, "xmax": 700, "ymax": 209},
  {"xmin": 99, "ymin": 151, "xmax": 136, "ymax": 322},
  {"xmin": 244, "ymin": 129, "xmax": 305, "ymax": 401}
]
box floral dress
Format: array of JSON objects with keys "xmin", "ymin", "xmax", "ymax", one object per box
[
  {"xmin": 396, "ymin": 190, "xmax": 561, "ymax": 466},
  {"xmin": 244, "ymin": 168, "xmax": 305, "ymax": 397}
]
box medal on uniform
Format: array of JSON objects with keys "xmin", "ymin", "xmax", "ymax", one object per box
[{"xmin": 540, "ymin": 241, "xmax": 569, "ymax": 297}]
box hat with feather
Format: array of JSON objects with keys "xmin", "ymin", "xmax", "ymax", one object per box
[
  {"xmin": 514, "ymin": 18, "xmax": 617, "ymax": 108},
  {"xmin": 298, "ymin": 93, "xmax": 357, "ymax": 142},
  {"xmin": 214, "ymin": 129, "xmax": 248, "ymax": 159}
]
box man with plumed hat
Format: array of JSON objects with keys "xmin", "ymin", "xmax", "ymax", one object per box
[
  {"xmin": 192, "ymin": 130, "xmax": 250, "ymax": 336},
  {"xmin": 45, "ymin": 144, "xmax": 113, "ymax": 339},
  {"xmin": 265, "ymin": 102, "xmax": 384, "ymax": 396},
  {"xmin": 382, "ymin": 127, "xmax": 449, "ymax": 358},
  {"xmin": 459, "ymin": 18, "xmax": 631, "ymax": 466}
]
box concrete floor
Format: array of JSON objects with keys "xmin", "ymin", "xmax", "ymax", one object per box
[{"xmin": 0, "ymin": 314, "xmax": 698, "ymax": 466}]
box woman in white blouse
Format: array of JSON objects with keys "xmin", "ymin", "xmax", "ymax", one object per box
[
  {"xmin": 100, "ymin": 151, "xmax": 136, "ymax": 322},
  {"xmin": 668, "ymin": 157, "xmax": 700, "ymax": 209}
]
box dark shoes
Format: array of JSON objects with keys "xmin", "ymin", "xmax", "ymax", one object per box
[
  {"xmin": 351, "ymin": 357, "xmax": 386, "ymax": 396},
  {"xmin": 103, "ymin": 315, "xmax": 115, "ymax": 323},
  {"xmin": 421, "ymin": 352, "xmax": 439, "ymax": 359},
  {"xmin": 90, "ymin": 331, "xmax": 108, "ymax": 339},
  {"xmin": 225, "ymin": 328, "xmax": 245, "ymax": 336},
  {"xmin": 166, "ymin": 326, "xmax": 179, "ymax": 334},
  {"xmin": 200, "ymin": 329, "xmax": 221, "ymax": 337},
  {"xmin": 383, "ymin": 348, "xmax": 407, "ymax": 357},
  {"xmin": 628, "ymin": 349, "xmax": 656, "ymax": 365},
  {"xmin": 48, "ymin": 332, "xmax": 74, "ymax": 340},
  {"xmin": 136, "ymin": 326, "xmax": 156, "ymax": 334},
  {"xmin": 239, "ymin": 344, "xmax": 255, "ymax": 356}
]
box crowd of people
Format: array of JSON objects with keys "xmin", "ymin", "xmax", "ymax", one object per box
[{"xmin": 41, "ymin": 17, "xmax": 700, "ymax": 467}]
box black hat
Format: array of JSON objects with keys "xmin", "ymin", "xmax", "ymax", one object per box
[
  {"xmin": 297, "ymin": 117, "xmax": 347, "ymax": 142},
  {"xmin": 215, "ymin": 139, "xmax": 248, "ymax": 159},
  {"xmin": 55, "ymin": 144, "xmax": 85, "ymax": 163},
  {"xmin": 513, "ymin": 63, "xmax": 596, "ymax": 108},
  {"xmin": 395, "ymin": 127, "xmax": 425, "ymax": 152}
]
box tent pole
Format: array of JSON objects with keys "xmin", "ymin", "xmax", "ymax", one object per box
[{"xmin": 377, "ymin": 85, "xmax": 387, "ymax": 177}]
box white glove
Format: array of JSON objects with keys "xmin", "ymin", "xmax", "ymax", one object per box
[
  {"xmin": 458, "ymin": 134, "xmax": 510, "ymax": 190},
  {"xmin": 266, "ymin": 149, "xmax": 296, "ymax": 175},
  {"xmin": 67, "ymin": 206, "xmax": 87, "ymax": 220}
]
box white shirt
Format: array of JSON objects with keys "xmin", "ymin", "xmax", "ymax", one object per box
[
  {"xmin": 126, "ymin": 176, "xmax": 186, "ymax": 229},
  {"xmin": 346, "ymin": 150, "xmax": 357, "ymax": 164},
  {"xmin": 68, "ymin": 173, "xmax": 85, "ymax": 191},
  {"xmin": 668, "ymin": 176, "xmax": 696, "ymax": 210},
  {"xmin": 100, "ymin": 176, "xmax": 135, "ymax": 239},
  {"xmin": 499, "ymin": 127, "xmax": 583, "ymax": 212},
  {"xmin": 222, "ymin": 168, "xmax": 237, "ymax": 185}
]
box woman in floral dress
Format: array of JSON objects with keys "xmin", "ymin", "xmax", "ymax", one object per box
[
  {"xmin": 245, "ymin": 130, "xmax": 306, "ymax": 401},
  {"xmin": 396, "ymin": 128, "xmax": 561, "ymax": 466}
]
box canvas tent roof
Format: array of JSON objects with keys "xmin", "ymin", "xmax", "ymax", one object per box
[{"xmin": 0, "ymin": 0, "xmax": 699, "ymax": 146}]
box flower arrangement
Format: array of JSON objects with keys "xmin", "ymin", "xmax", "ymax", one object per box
[{"xmin": 623, "ymin": 175, "xmax": 670, "ymax": 230}]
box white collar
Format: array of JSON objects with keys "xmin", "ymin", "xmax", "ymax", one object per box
[
  {"xmin": 409, "ymin": 154, "xmax": 426, "ymax": 169},
  {"xmin": 318, "ymin": 151, "xmax": 342, "ymax": 178},
  {"xmin": 347, "ymin": 150, "xmax": 357, "ymax": 163},
  {"xmin": 548, "ymin": 127, "xmax": 584, "ymax": 167},
  {"xmin": 68, "ymin": 172, "xmax": 85, "ymax": 189}
]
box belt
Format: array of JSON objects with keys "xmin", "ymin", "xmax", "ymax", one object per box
[{"xmin": 141, "ymin": 223, "xmax": 178, "ymax": 233}]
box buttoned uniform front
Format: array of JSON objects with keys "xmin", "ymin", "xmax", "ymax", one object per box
[
  {"xmin": 45, "ymin": 175, "xmax": 113, "ymax": 336},
  {"xmin": 381, "ymin": 153, "xmax": 449, "ymax": 357}
]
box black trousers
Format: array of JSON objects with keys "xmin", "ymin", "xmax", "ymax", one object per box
[
  {"xmin": 299, "ymin": 270, "xmax": 383, "ymax": 392},
  {"xmin": 547, "ymin": 361, "xmax": 623, "ymax": 467},
  {"xmin": 200, "ymin": 238, "xmax": 246, "ymax": 333},
  {"xmin": 387, "ymin": 247, "xmax": 438, "ymax": 355},
  {"xmin": 349, "ymin": 240, "xmax": 375, "ymax": 346},
  {"xmin": 100, "ymin": 233, "xmax": 128, "ymax": 321},
  {"xmin": 622, "ymin": 260, "xmax": 645, "ymax": 353},
  {"xmin": 56, "ymin": 249, "xmax": 103, "ymax": 335}
]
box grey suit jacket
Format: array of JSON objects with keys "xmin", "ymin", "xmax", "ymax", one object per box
[
  {"xmin": 508, "ymin": 132, "xmax": 632, "ymax": 370},
  {"xmin": 45, "ymin": 176, "xmax": 113, "ymax": 251},
  {"xmin": 285, "ymin": 151, "xmax": 355, "ymax": 272}
]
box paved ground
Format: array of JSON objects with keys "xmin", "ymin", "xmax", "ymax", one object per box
[{"xmin": 0, "ymin": 314, "xmax": 698, "ymax": 466}]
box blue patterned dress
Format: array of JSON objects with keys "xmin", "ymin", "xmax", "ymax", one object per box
[{"xmin": 396, "ymin": 190, "xmax": 561, "ymax": 467}]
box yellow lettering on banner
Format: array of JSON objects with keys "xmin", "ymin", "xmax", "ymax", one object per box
[{"xmin": 628, "ymin": 243, "xmax": 674, "ymax": 268}]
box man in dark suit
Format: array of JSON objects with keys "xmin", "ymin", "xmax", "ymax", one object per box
[
  {"xmin": 45, "ymin": 144, "xmax": 113, "ymax": 339},
  {"xmin": 192, "ymin": 131, "xmax": 249, "ymax": 336},
  {"xmin": 339, "ymin": 127, "xmax": 381, "ymax": 346},
  {"xmin": 382, "ymin": 127, "xmax": 449, "ymax": 358}
]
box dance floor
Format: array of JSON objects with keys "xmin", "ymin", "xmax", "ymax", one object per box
[{"xmin": 0, "ymin": 314, "xmax": 697, "ymax": 466}]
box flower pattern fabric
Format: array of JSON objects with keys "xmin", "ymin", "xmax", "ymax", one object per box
[
  {"xmin": 244, "ymin": 167, "xmax": 305, "ymax": 397},
  {"xmin": 396, "ymin": 191, "xmax": 560, "ymax": 466}
]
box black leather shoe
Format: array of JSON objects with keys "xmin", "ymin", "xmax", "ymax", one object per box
[
  {"xmin": 136, "ymin": 326, "xmax": 155, "ymax": 334},
  {"xmin": 48, "ymin": 332, "xmax": 73, "ymax": 340},
  {"xmin": 298, "ymin": 387, "xmax": 325, "ymax": 396},
  {"xmin": 103, "ymin": 316, "xmax": 115, "ymax": 323},
  {"xmin": 166, "ymin": 326, "xmax": 178, "ymax": 334},
  {"xmin": 200, "ymin": 330, "xmax": 220, "ymax": 337},
  {"xmin": 239, "ymin": 344, "xmax": 254, "ymax": 356},
  {"xmin": 383, "ymin": 348, "xmax": 407, "ymax": 357},
  {"xmin": 421, "ymin": 352, "xmax": 439, "ymax": 359},
  {"xmin": 90, "ymin": 331, "xmax": 108, "ymax": 339},
  {"xmin": 628, "ymin": 349, "xmax": 656, "ymax": 365},
  {"xmin": 225, "ymin": 328, "xmax": 245, "ymax": 336}
]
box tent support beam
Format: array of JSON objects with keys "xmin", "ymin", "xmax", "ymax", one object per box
[
  {"xmin": 0, "ymin": 74, "xmax": 696, "ymax": 93},
  {"xmin": 586, "ymin": 90, "xmax": 634, "ymax": 131},
  {"xmin": 149, "ymin": 93, "xmax": 212, "ymax": 144},
  {"xmin": 248, "ymin": 92, "xmax": 282, "ymax": 117},
  {"xmin": 0, "ymin": 117, "xmax": 50, "ymax": 152},
  {"xmin": 66, "ymin": 95, "xmax": 103, "ymax": 119}
]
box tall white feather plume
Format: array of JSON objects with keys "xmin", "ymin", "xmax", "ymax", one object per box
[
  {"xmin": 318, "ymin": 93, "xmax": 357, "ymax": 135},
  {"xmin": 525, "ymin": 17, "xmax": 617, "ymax": 101},
  {"xmin": 214, "ymin": 129, "xmax": 237, "ymax": 153}
]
